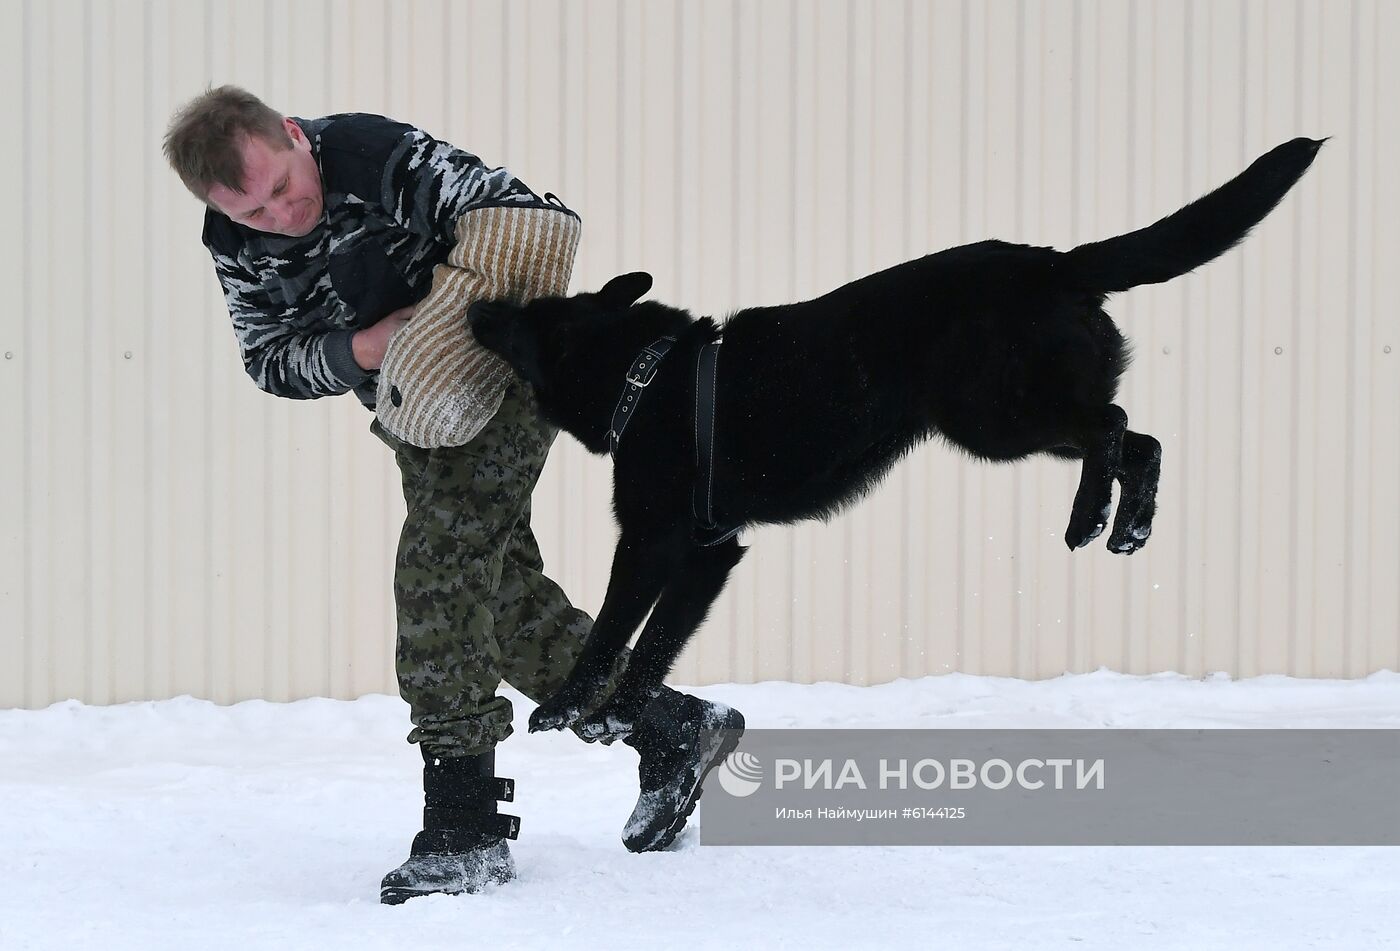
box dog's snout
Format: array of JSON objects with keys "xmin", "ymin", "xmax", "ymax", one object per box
[
  {"xmin": 466, "ymin": 300, "xmax": 493, "ymax": 336},
  {"xmin": 467, "ymin": 303, "xmax": 512, "ymax": 355}
]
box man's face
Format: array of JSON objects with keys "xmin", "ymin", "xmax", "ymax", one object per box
[{"xmin": 206, "ymin": 117, "xmax": 324, "ymax": 237}]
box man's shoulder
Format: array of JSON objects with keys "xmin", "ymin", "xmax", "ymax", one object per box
[
  {"xmin": 201, "ymin": 206, "xmax": 246, "ymax": 257},
  {"xmin": 313, "ymin": 113, "xmax": 419, "ymax": 169},
  {"xmin": 301, "ymin": 112, "xmax": 423, "ymax": 206},
  {"xmin": 314, "ymin": 112, "xmax": 417, "ymax": 151}
]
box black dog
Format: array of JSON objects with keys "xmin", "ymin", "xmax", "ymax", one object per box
[{"xmin": 468, "ymin": 137, "xmax": 1323, "ymax": 738}]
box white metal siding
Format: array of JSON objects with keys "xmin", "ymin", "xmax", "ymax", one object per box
[{"xmin": 1, "ymin": 0, "xmax": 1396, "ymax": 708}]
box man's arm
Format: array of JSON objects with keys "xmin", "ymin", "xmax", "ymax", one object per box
[
  {"xmin": 206, "ymin": 241, "xmax": 374, "ymax": 399},
  {"xmin": 351, "ymin": 305, "xmax": 414, "ymax": 370}
]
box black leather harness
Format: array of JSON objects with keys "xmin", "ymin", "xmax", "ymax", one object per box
[
  {"xmin": 608, "ymin": 335, "xmax": 742, "ymax": 547},
  {"xmin": 692, "ymin": 340, "xmax": 742, "ymax": 546}
]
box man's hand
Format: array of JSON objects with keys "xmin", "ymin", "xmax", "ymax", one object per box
[{"xmin": 351, "ymin": 305, "xmax": 415, "ymax": 370}]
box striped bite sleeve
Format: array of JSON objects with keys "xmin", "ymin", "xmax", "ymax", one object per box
[{"xmin": 207, "ymin": 244, "xmax": 370, "ymax": 400}]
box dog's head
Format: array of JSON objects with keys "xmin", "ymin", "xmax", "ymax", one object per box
[
  {"xmin": 469, "ymin": 271, "xmax": 653, "ymax": 386},
  {"xmin": 467, "ymin": 271, "xmax": 664, "ymax": 449}
]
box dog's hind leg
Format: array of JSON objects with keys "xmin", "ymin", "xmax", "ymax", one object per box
[
  {"xmin": 1063, "ymin": 404, "xmax": 1128, "ymax": 551},
  {"xmin": 1106, "ymin": 430, "xmax": 1162, "ymax": 554},
  {"xmin": 529, "ymin": 532, "xmax": 676, "ymax": 733},
  {"xmin": 580, "ymin": 538, "xmax": 748, "ymax": 735}
]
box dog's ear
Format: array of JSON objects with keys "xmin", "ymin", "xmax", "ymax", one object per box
[{"xmin": 597, "ymin": 271, "xmax": 653, "ymax": 310}]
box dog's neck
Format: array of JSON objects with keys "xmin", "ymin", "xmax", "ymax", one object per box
[{"xmin": 534, "ymin": 302, "xmax": 713, "ymax": 455}]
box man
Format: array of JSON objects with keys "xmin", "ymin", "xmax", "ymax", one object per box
[{"xmin": 163, "ymin": 85, "xmax": 743, "ymax": 903}]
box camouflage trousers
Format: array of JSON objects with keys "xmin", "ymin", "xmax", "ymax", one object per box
[{"xmin": 370, "ymin": 380, "xmax": 620, "ymax": 757}]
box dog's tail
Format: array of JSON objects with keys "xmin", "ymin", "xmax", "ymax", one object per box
[{"xmin": 1062, "ymin": 137, "xmax": 1326, "ymax": 295}]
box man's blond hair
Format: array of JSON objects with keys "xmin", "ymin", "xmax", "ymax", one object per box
[{"xmin": 163, "ymin": 85, "xmax": 294, "ymax": 203}]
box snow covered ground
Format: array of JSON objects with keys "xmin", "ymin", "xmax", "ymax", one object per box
[{"xmin": 3, "ymin": 671, "xmax": 1399, "ymax": 951}]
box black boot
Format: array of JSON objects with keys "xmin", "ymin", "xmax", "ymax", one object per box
[
  {"xmin": 621, "ymin": 689, "xmax": 745, "ymax": 852},
  {"xmin": 379, "ymin": 748, "xmax": 521, "ymax": 905}
]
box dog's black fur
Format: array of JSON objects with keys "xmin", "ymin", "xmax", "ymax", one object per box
[{"xmin": 468, "ymin": 137, "xmax": 1324, "ymax": 737}]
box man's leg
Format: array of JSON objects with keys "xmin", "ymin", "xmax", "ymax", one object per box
[
  {"xmin": 373, "ymin": 380, "xmax": 555, "ymax": 902},
  {"xmin": 375, "ymin": 381, "xmax": 558, "ymax": 755}
]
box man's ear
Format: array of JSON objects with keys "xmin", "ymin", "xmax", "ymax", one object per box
[{"xmin": 597, "ymin": 272, "xmax": 653, "ymax": 310}]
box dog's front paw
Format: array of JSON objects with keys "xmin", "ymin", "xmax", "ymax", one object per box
[
  {"xmin": 576, "ymin": 709, "xmax": 635, "ymax": 745},
  {"xmin": 529, "ymin": 700, "xmax": 585, "ymax": 733},
  {"xmin": 529, "ymin": 676, "xmax": 609, "ymax": 734},
  {"xmin": 576, "ymin": 693, "xmax": 649, "ymax": 745},
  {"xmin": 526, "ymin": 689, "xmax": 590, "ymax": 733}
]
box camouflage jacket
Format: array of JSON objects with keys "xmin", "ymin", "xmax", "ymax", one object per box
[{"xmin": 202, "ymin": 112, "xmax": 554, "ymax": 408}]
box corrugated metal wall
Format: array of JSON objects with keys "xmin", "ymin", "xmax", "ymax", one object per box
[{"xmin": 2, "ymin": 0, "xmax": 1396, "ymax": 709}]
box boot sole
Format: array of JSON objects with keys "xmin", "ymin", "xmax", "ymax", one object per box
[
  {"xmin": 380, "ymin": 868, "xmax": 515, "ymax": 905},
  {"xmin": 382, "ymin": 886, "xmax": 448, "ymax": 905},
  {"xmin": 625, "ymin": 707, "xmax": 746, "ymax": 853}
]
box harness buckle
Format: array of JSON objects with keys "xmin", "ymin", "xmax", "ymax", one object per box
[
  {"xmin": 626, "ymin": 353, "xmax": 662, "ymax": 388},
  {"xmin": 608, "ymin": 336, "xmax": 676, "ymax": 455}
]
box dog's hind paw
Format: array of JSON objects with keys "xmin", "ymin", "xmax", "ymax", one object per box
[
  {"xmin": 1064, "ymin": 517, "xmax": 1108, "ymax": 552},
  {"xmin": 1064, "ymin": 495, "xmax": 1113, "ymax": 551},
  {"xmin": 1107, "ymin": 521, "xmax": 1152, "ymax": 555}
]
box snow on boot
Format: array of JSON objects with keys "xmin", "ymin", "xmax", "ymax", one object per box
[
  {"xmin": 621, "ymin": 689, "xmax": 745, "ymax": 853},
  {"xmin": 380, "ymin": 748, "xmax": 520, "ymax": 905}
]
